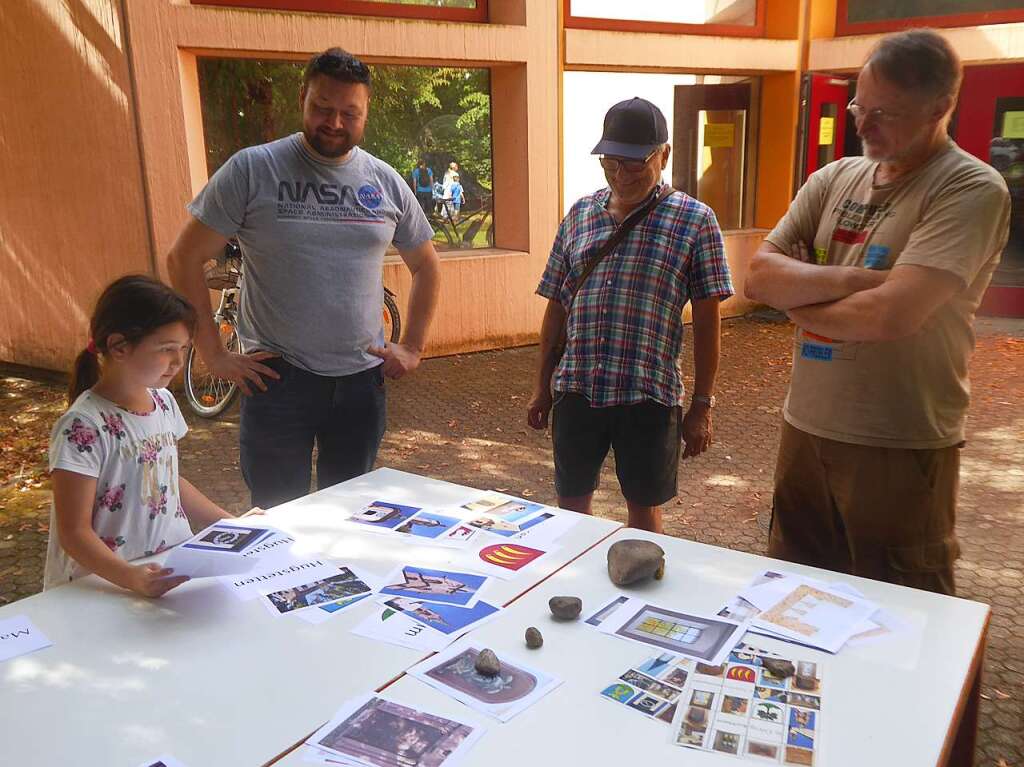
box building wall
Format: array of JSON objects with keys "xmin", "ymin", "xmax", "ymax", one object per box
[{"xmin": 0, "ymin": 0, "xmax": 153, "ymax": 371}]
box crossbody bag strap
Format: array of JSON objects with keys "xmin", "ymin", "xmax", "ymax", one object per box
[{"xmin": 566, "ymin": 184, "xmax": 675, "ymax": 311}]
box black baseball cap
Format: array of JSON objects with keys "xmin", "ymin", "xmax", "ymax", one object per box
[{"xmin": 591, "ymin": 97, "xmax": 669, "ymax": 159}]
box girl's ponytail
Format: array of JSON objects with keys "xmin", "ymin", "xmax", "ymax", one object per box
[
  {"xmin": 67, "ymin": 346, "xmax": 100, "ymax": 405},
  {"xmin": 67, "ymin": 275, "xmax": 196, "ymax": 408}
]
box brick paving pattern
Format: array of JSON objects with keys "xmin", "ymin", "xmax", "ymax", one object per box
[{"xmin": 1, "ymin": 315, "xmax": 1021, "ymax": 764}]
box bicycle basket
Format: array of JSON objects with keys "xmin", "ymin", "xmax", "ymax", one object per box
[{"xmin": 203, "ymin": 243, "xmax": 242, "ymax": 290}]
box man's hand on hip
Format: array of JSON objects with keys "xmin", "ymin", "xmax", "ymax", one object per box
[
  {"xmin": 368, "ymin": 342, "xmax": 422, "ymax": 379},
  {"xmin": 681, "ymin": 404, "xmax": 713, "ymax": 459},
  {"xmin": 207, "ymin": 349, "xmax": 280, "ymax": 396}
]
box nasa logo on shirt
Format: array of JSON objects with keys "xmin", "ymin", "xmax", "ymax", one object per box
[{"xmin": 358, "ymin": 184, "xmax": 384, "ymax": 209}]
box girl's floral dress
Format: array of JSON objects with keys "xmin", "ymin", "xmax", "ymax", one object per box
[{"xmin": 44, "ymin": 389, "xmax": 193, "ymax": 588}]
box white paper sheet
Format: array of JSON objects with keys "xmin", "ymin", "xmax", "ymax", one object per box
[
  {"xmin": 0, "ymin": 615, "xmax": 52, "ymax": 663},
  {"xmin": 351, "ymin": 606, "xmax": 455, "ymax": 652},
  {"xmin": 304, "ymin": 694, "xmax": 486, "ymax": 767},
  {"xmin": 750, "ymin": 581, "xmax": 879, "ymax": 654},
  {"xmin": 597, "ymin": 597, "xmax": 746, "ymax": 667},
  {"xmin": 409, "ymin": 641, "xmax": 563, "ymax": 722}
]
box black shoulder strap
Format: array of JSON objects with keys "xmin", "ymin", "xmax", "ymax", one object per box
[{"xmin": 566, "ymin": 185, "xmax": 675, "ymax": 311}]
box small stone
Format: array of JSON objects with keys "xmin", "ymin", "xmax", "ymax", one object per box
[
  {"xmin": 548, "ymin": 596, "xmax": 583, "ymax": 620},
  {"xmin": 475, "ymin": 648, "xmax": 500, "ymax": 677},
  {"xmin": 761, "ymin": 658, "xmax": 796, "ymax": 679},
  {"xmin": 525, "ymin": 626, "xmax": 544, "ymax": 648},
  {"xmin": 607, "ymin": 539, "xmax": 666, "ymax": 586}
]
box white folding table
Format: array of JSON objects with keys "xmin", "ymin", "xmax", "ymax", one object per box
[
  {"xmin": 290, "ymin": 527, "xmax": 988, "ymax": 767},
  {"xmin": 0, "ymin": 468, "xmax": 620, "ymax": 767}
]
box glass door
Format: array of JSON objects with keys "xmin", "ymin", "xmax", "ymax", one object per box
[
  {"xmin": 672, "ymin": 81, "xmax": 759, "ymax": 230},
  {"xmin": 954, "ymin": 63, "xmax": 1024, "ymax": 317}
]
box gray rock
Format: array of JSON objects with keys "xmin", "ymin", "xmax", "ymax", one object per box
[
  {"xmin": 607, "ymin": 539, "xmax": 666, "ymax": 586},
  {"xmin": 548, "ymin": 596, "xmax": 583, "ymax": 620},
  {"xmin": 525, "ymin": 626, "xmax": 544, "ymax": 648},
  {"xmin": 761, "ymin": 658, "xmax": 796, "ymax": 680},
  {"xmin": 475, "ymin": 648, "xmax": 500, "ymax": 677}
]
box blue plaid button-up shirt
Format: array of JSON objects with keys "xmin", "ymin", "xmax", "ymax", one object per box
[{"xmin": 537, "ymin": 184, "xmax": 733, "ymax": 408}]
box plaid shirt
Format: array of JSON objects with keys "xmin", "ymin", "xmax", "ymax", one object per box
[{"xmin": 537, "ymin": 184, "xmax": 733, "ymax": 407}]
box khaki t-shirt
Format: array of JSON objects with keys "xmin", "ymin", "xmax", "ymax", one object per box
[{"xmin": 766, "ymin": 141, "xmax": 1010, "ymax": 449}]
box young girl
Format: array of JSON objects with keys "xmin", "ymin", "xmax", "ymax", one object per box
[{"xmin": 47, "ymin": 275, "xmax": 233, "ymax": 597}]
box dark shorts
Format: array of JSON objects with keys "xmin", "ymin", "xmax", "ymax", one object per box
[
  {"xmin": 551, "ymin": 392, "xmax": 682, "ymax": 507},
  {"xmin": 239, "ymin": 358, "xmax": 386, "ymax": 509}
]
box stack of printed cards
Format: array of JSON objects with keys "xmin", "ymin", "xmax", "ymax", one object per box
[
  {"xmin": 300, "ymin": 694, "xmax": 486, "ymax": 767},
  {"xmin": 409, "ymin": 641, "xmax": 563, "ymax": 722},
  {"xmin": 594, "ymin": 596, "xmax": 747, "ymax": 667},
  {"xmin": 352, "ymin": 565, "xmax": 500, "ymax": 652},
  {"xmin": 348, "ymin": 500, "xmax": 480, "ymax": 547},
  {"xmin": 666, "ymin": 644, "xmax": 824, "ymax": 765},
  {"xmin": 162, "ymin": 520, "xmax": 282, "ymax": 578},
  {"xmin": 718, "ymin": 571, "xmax": 903, "ymax": 653}
]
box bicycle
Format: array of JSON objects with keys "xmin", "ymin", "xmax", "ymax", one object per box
[{"xmin": 183, "ymin": 241, "xmax": 402, "ymax": 418}]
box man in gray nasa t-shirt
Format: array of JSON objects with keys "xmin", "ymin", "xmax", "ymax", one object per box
[{"xmin": 167, "ymin": 49, "xmax": 440, "ymax": 508}]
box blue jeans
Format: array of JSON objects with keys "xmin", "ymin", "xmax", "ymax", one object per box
[{"xmin": 239, "ymin": 359, "xmax": 386, "ymax": 509}]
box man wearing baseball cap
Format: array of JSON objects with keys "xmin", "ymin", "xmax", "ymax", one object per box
[{"xmin": 527, "ymin": 97, "xmax": 734, "ymax": 532}]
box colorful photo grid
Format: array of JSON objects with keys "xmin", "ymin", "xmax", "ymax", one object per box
[
  {"xmin": 599, "ymin": 652, "xmax": 695, "ymax": 725},
  {"xmin": 668, "ymin": 645, "xmax": 824, "ymax": 765}
]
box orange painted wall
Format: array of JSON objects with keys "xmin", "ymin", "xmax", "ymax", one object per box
[{"xmin": 0, "ymin": 1, "xmax": 153, "ymax": 371}]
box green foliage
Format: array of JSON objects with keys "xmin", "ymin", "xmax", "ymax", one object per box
[{"xmin": 196, "ymin": 58, "xmax": 491, "ymax": 190}]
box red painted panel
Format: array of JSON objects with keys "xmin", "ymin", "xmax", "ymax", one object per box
[
  {"xmin": 955, "ymin": 64, "xmax": 1024, "ymax": 317},
  {"xmin": 804, "ymin": 74, "xmax": 851, "ymax": 181}
]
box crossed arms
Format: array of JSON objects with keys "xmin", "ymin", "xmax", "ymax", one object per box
[{"xmin": 744, "ymin": 241, "xmax": 962, "ymax": 342}]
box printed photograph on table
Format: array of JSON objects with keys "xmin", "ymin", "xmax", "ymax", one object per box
[
  {"xmin": 476, "ymin": 542, "xmax": 547, "ymax": 573},
  {"xmin": 350, "ymin": 500, "xmax": 421, "ymax": 531},
  {"xmin": 411, "ymin": 643, "xmax": 563, "ymax": 722},
  {"xmin": 181, "ymin": 523, "xmax": 272, "ymax": 553},
  {"xmin": 460, "ymin": 493, "xmax": 536, "ymax": 515},
  {"xmin": 394, "ymin": 511, "xmax": 462, "ymax": 540},
  {"xmin": 601, "ymin": 600, "xmax": 745, "ymax": 665},
  {"xmin": 263, "ymin": 567, "xmax": 373, "ymax": 616},
  {"xmin": 380, "ymin": 565, "xmax": 488, "ymax": 607},
  {"xmin": 382, "ymin": 596, "xmax": 500, "ymax": 636},
  {"xmin": 667, "ymin": 644, "xmax": 825, "ymax": 765},
  {"xmin": 310, "ymin": 695, "xmax": 481, "ymax": 767},
  {"xmin": 599, "ymin": 653, "xmax": 697, "ymax": 725},
  {"xmin": 585, "ymin": 595, "xmax": 630, "ymax": 627}
]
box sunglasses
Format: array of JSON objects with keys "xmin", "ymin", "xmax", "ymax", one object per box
[{"xmin": 599, "ymin": 149, "xmax": 659, "ymax": 173}]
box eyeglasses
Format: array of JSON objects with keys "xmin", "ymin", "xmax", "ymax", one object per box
[
  {"xmin": 846, "ymin": 99, "xmax": 905, "ymax": 123},
  {"xmin": 599, "ymin": 149, "xmax": 658, "ymax": 173}
]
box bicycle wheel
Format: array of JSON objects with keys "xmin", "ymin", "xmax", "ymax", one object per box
[
  {"xmin": 383, "ymin": 291, "xmax": 401, "ymax": 344},
  {"xmin": 184, "ymin": 320, "xmax": 241, "ymax": 418}
]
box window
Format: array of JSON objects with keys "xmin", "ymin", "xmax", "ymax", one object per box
[
  {"xmin": 196, "ymin": 58, "xmax": 494, "ymax": 252},
  {"xmin": 566, "ymin": 0, "xmax": 763, "ymax": 36},
  {"xmin": 837, "ymin": 0, "xmax": 1024, "ymax": 35},
  {"xmin": 192, "ymin": 0, "xmax": 487, "ymax": 23},
  {"xmin": 563, "ymin": 71, "xmax": 760, "ymax": 230}
]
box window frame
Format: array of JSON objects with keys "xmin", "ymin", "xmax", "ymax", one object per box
[
  {"xmin": 563, "ymin": 0, "xmax": 765, "ymax": 38},
  {"xmin": 836, "ymin": 0, "xmax": 1024, "ymax": 36},
  {"xmin": 190, "ymin": 0, "xmax": 488, "ymax": 24}
]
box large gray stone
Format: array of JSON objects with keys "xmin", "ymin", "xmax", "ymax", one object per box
[
  {"xmin": 548, "ymin": 596, "xmax": 583, "ymax": 620},
  {"xmin": 475, "ymin": 648, "xmax": 500, "ymax": 677},
  {"xmin": 607, "ymin": 539, "xmax": 666, "ymax": 586}
]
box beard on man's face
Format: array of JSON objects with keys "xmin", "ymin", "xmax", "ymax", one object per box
[{"xmin": 306, "ymin": 127, "xmax": 357, "ymax": 158}]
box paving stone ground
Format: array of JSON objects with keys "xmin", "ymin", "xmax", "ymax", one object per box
[{"xmin": 1, "ymin": 315, "xmax": 1021, "ymax": 765}]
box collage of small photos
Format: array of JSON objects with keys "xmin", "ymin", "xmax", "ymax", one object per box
[{"xmin": 600, "ymin": 645, "xmax": 823, "ymax": 765}]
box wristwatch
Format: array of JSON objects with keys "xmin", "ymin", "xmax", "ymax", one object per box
[{"xmin": 691, "ymin": 394, "xmax": 716, "ymax": 409}]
